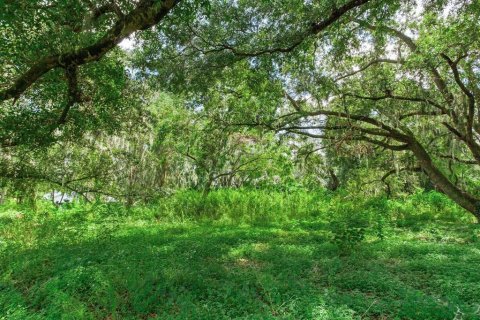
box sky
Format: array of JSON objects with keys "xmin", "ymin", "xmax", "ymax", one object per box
[{"xmin": 119, "ymin": 35, "xmax": 136, "ymax": 51}]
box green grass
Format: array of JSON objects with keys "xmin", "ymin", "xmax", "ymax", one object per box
[{"xmin": 1, "ymin": 190, "xmax": 479, "ymax": 319}]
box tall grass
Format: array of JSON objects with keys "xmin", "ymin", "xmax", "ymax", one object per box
[
  {"xmin": 148, "ymin": 188, "xmax": 474, "ymax": 224},
  {"xmin": 1, "ymin": 188, "xmax": 472, "ymax": 226},
  {"xmin": 150, "ymin": 188, "xmax": 332, "ymax": 224},
  {"xmin": 0, "ymin": 188, "xmax": 474, "ymax": 252}
]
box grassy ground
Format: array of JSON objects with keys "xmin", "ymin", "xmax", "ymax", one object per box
[{"xmin": 1, "ymin": 191, "xmax": 479, "ymax": 319}]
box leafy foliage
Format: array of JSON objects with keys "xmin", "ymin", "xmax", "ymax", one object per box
[
  {"xmin": 0, "ymin": 190, "xmax": 479, "ymax": 319},
  {"xmin": 2, "ymin": 1, "xmax": 480, "ymax": 319}
]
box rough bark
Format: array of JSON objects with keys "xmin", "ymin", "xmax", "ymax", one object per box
[{"xmin": 409, "ymin": 140, "xmax": 479, "ymax": 220}]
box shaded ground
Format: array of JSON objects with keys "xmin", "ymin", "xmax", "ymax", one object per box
[{"xmin": 1, "ymin": 215, "xmax": 480, "ymax": 319}]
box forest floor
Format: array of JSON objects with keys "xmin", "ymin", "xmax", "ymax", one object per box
[{"xmin": 1, "ymin": 196, "xmax": 480, "ymax": 319}]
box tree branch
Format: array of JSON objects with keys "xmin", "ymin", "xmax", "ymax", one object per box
[
  {"xmin": 0, "ymin": 0, "xmax": 180, "ymax": 102},
  {"xmin": 57, "ymin": 65, "xmax": 81, "ymax": 125},
  {"xmin": 200, "ymin": 0, "xmax": 370, "ymax": 57},
  {"xmin": 438, "ymin": 154, "xmax": 477, "ymax": 165},
  {"xmin": 284, "ymin": 92, "xmax": 412, "ymax": 141},
  {"xmin": 334, "ymin": 58, "xmax": 401, "ymax": 81},
  {"xmin": 441, "ymin": 53, "xmax": 476, "ymax": 140},
  {"xmin": 344, "ymin": 92, "xmax": 447, "ymax": 113},
  {"xmin": 354, "ymin": 19, "xmax": 455, "ymax": 107}
]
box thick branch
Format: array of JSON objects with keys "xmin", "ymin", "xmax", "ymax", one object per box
[
  {"xmin": 57, "ymin": 65, "xmax": 81, "ymax": 125},
  {"xmin": 0, "ymin": 0, "xmax": 180, "ymax": 102},
  {"xmin": 409, "ymin": 140, "xmax": 479, "ymax": 217}
]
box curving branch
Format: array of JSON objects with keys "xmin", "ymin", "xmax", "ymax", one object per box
[
  {"xmin": 381, "ymin": 166, "xmax": 422, "ymax": 182},
  {"xmin": 277, "ymin": 125, "xmax": 349, "ymax": 131},
  {"xmin": 197, "ymin": 0, "xmax": 370, "ymax": 57},
  {"xmin": 334, "ymin": 58, "xmax": 401, "ymax": 81},
  {"xmin": 438, "ymin": 154, "xmax": 477, "ymax": 165},
  {"xmin": 399, "ymin": 111, "xmax": 444, "ymax": 120},
  {"xmin": 441, "ymin": 53, "xmax": 476, "ymax": 140},
  {"xmin": 91, "ymin": 1, "xmax": 125, "ymax": 20},
  {"xmin": 357, "ymin": 136, "xmax": 410, "ymax": 151},
  {"xmin": 354, "ymin": 19, "xmax": 455, "ymax": 107},
  {"xmin": 0, "ymin": 0, "xmax": 181, "ymax": 102},
  {"xmin": 286, "ymin": 102, "xmax": 411, "ymax": 142},
  {"xmin": 381, "ymin": 166, "xmax": 422, "ymax": 196},
  {"xmin": 344, "ymin": 92, "xmax": 447, "ymax": 113}
]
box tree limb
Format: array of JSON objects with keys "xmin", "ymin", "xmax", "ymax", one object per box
[
  {"xmin": 0, "ymin": 0, "xmax": 180, "ymax": 102},
  {"xmin": 441, "ymin": 53, "xmax": 476, "ymax": 140},
  {"xmin": 334, "ymin": 58, "xmax": 401, "ymax": 81},
  {"xmin": 199, "ymin": 0, "xmax": 370, "ymax": 57},
  {"xmin": 57, "ymin": 65, "xmax": 81, "ymax": 125}
]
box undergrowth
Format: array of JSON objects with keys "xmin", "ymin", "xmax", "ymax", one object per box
[{"xmin": 0, "ymin": 189, "xmax": 479, "ymax": 319}]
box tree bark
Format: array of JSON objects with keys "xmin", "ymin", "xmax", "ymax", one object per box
[
  {"xmin": 327, "ymin": 169, "xmax": 340, "ymax": 191},
  {"xmin": 409, "ymin": 140, "xmax": 479, "ymax": 220}
]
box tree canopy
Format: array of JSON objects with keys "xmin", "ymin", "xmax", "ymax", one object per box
[{"xmin": 1, "ymin": 0, "xmax": 480, "ymax": 219}]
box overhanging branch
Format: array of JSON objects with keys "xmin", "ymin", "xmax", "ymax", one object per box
[
  {"xmin": 197, "ymin": 0, "xmax": 370, "ymax": 58},
  {"xmin": 0, "ymin": 0, "xmax": 180, "ymax": 102}
]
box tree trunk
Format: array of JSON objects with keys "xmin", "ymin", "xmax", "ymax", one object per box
[
  {"xmin": 327, "ymin": 169, "xmax": 340, "ymax": 191},
  {"xmin": 410, "ymin": 140, "xmax": 479, "ymax": 220},
  {"xmin": 203, "ymin": 174, "xmax": 214, "ymax": 197}
]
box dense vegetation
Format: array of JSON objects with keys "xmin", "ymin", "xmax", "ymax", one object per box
[
  {"xmin": 1, "ymin": 0, "xmax": 480, "ymax": 319},
  {"xmin": 1, "ymin": 190, "xmax": 479, "ymax": 319}
]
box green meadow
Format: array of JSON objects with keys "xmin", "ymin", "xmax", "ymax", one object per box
[{"xmin": 1, "ymin": 190, "xmax": 479, "ymax": 319}]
